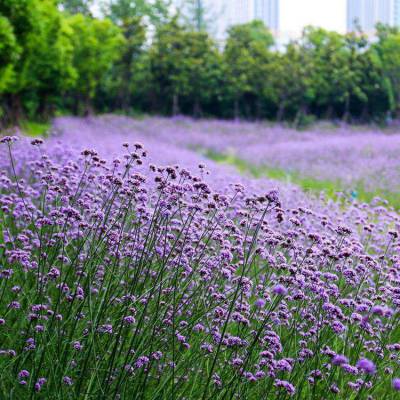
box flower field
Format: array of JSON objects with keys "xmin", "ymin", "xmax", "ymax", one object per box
[
  {"xmin": 88, "ymin": 116, "xmax": 400, "ymax": 195},
  {"xmin": 0, "ymin": 116, "xmax": 400, "ymax": 399}
]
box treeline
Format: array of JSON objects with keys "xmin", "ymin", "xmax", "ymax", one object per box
[{"xmin": 2, "ymin": 0, "xmax": 400, "ymax": 126}]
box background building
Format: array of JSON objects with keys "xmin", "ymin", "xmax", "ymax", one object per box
[
  {"xmin": 254, "ymin": 0, "xmax": 279, "ymax": 31},
  {"xmin": 347, "ymin": 0, "xmax": 400, "ymax": 34},
  {"xmin": 211, "ymin": 0, "xmax": 279, "ymax": 40}
]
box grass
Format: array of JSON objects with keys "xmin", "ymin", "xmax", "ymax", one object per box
[
  {"xmin": 19, "ymin": 120, "xmax": 50, "ymax": 137},
  {"xmin": 204, "ymin": 149, "xmax": 400, "ymax": 210}
]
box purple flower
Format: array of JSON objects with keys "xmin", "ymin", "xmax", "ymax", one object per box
[
  {"xmin": 332, "ymin": 354, "xmax": 348, "ymax": 366},
  {"xmin": 273, "ymin": 284, "xmax": 288, "ymax": 296},
  {"xmin": 48, "ymin": 267, "xmax": 60, "ymax": 279},
  {"xmin": 134, "ymin": 356, "xmax": 150, "ymax": 369},
  {"xmin": 73, "ymin": 341, "xmax": 82, "ymax": 351},
  {"xmin": 393, "ymin": 378, "xmax": 400, "ymax": 391},
  {"xmin": 34, "ymin": 377, "xmax": 47, "ymax": 392},
  {"xmin": 31, "ymin": 139, "xmax": 43, "ymax": 146},
  {"xmin": 254, "ymin": 298, "xmax": 266, "ymax": 308},
  {"xmin": 151, "ymin": 351, "xmax": 163, "ymax": 360},
  {"xmin": 371, "ymin": 305, "xmax": 385, "ymax": 316},
  {"xmin": 123, "ymin": 316, "xmax": 135, "ymax": 325},
  {"xmin": 356, "ymin": 358, "xmax": 376, "ymax": 375},
  {"xmin": 18, "ymin": 370, "xmax": 30, "ymax": 379},
  {"xmin": 274, "ymin": 379, "xmax": 296, "ymax": 396},
  {"xmin": 63, "ymin": 376, "xmax": 73, "ymax": 386}
]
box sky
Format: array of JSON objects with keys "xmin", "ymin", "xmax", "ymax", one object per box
[
  {"xmin": 281, "ymin": 0, "xmax": 347, "ymax": 37},
  {"xmin": 93, "ymin": 0, "xmax": 348, "ymax": 39}
]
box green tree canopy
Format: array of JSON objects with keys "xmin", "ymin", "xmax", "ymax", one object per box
[
  {"xmin": 0, "ymin": 15, "xmax": 19, "ymax": 93},
  {"xmin": 67, "ymin": 13, "xmax": 125, "ymax": 114},
  {"xmin": 224, "ymin": 20, "xmax": 275, "ymax": 118},
  {"xmin": 101, "ymin": 0, "xmax": 172, "ymax": 26},
  {"xmin": 58, "ymin": 0, "xmax": 94, "ymax": 15}
]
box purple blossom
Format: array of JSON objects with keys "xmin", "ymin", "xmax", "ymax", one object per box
[
  {"xmin": 393, "ymin": 378, "xmax": 400, "ymax": 391},
  {"xmin": 134, "ymin": 356, "xmax": 150, "ymax": 369},
  {"xmin": 273, "ymin": 284, "xmax": 288, "ymax": 296},
  {"xmin": 63, "ymin": 376, "xmax": 73, "ymax": 386},
  {"xmin": 254, "ymin": 298, "xmax": 266, "ymax": 308},
  {"xmin": 18, "ymin": 370, "xmax": 30, "ymax": 379},
  {"xmin": 123, "ymin": 316, "xmax": 135, "ymax": 325},
  {"xmin": 274, "ymin": 379, "xmax": 296, "ymax": 396},
  {"xmin": 332, "ymin": 354, "xmax": 349, "ymax": 366},
  {"xmin": 356, "ymin": 358, "xmax": 376, "ymax": 375}
]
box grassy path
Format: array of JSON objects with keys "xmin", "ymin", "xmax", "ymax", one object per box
[
  {"xmin": 204, "ymin": 149, "xmax": 400, "ymax": 210},
  {"xmin": 20, "ymin": 120, "xmax": 50, "ymax": 137}
]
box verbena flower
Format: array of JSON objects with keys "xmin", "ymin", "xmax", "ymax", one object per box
[{"xmin": 356, "ymin": 358, "xmax": 376, "ymax": 375}]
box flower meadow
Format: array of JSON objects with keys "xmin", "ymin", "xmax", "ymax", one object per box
[
  {"xmin": 87, "ymin": 116, "xmax": 400, "ymax": 194},
  {"xmin": 1, "ymin": 117, "xmax": 400, "ymax": 399}
]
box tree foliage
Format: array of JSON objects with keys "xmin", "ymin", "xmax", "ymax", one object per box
[
  {"xmin": 1, "ymin": 0, "xmax": 400, "ymax": 126},
  {"xmin": 0, "ymin": 15, "xmax": 19, "ymax": 94},
  {"xmin": 67, "ymin": 14, "xmax": 125, "ymax": 114},
  {"xmin": 149, "ymin": 19, "xmax": 221, "ymax": 115},
  {"xmin": 59, "ymin": 0, "xmax": 94, "ymax": 15}
]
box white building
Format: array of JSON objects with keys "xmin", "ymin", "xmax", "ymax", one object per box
[
  {"xmin": 211, "ymin": 0, "xmax": 279, "ymax": 40},
  {"xmin": 254, "ymin": 0, "xmax": 279, "ymax": 32},
  {"xmin": 347, "ymin": 0, "xmax": 400, "ymax": 34}
]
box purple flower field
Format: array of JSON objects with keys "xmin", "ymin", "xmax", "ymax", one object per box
[
  {"xmin": 0, "ymin": 115, "xmax": 400, "ymax": 399},
  {"xmin": 81, "ymin": 116, "xmax": 399, "ymax": 193}
]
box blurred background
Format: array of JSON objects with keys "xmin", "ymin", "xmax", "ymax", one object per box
[{"xmin": 1, "ymin": 0, "xmax": 400, "ymax": 130}]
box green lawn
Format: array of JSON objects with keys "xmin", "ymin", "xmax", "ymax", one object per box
[
  {"xmin": 204, "ymin": 149, "xmax": 400, "ymax": 210},
  {"xmin": 19, "ymin": 120, "xmax": 50, "ymax": 137}
]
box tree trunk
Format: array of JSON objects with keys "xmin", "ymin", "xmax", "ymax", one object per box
[
  {"xmin": 84, "ymin": 96, "xmax": 94, "ymax": 117},
  {"xmin": 342, "ymin": 95, "xmax": 350, "ymax": 123},
  {"xmin": 10, "ymin": 93, "xmax": 23, "ymax": 125},
  {"xmin": 193, "ymin": 99, "xmax": 202, "ymax": 118},
  {"xmin": 38, "ymin": 93, "xmax": 50, "ymax": 120},
  {"xmin": 172, "ymin": 94, "xmax": 180, "ymax": 116},
  {"xmin": 325, "ymin": 104, "xmax": 334, "ymax": 120},
  {"xmin": 277, "ymin": 102, "xmax": 285, "ymax": 122},
  {"xmin": 119, "ymin": 60, "xmax": 133, "ymax": 112},
  {"xmin": 234, "ymin": 98, "xmax": 240, "ymax": 120},
  {"xmin": 255, "ymin": 99, "xmax": 263, "ymax": 120},
  {"xmin": 360, "ymin": 103, "xmax": 369, "ymax": 122},
  {"xmin": 294, "ymin": 103, "xmax": 308, "ymax": 128},
  {"xmin": 1, "ymin": 95, "xmax": 13, "ymax": 127}
]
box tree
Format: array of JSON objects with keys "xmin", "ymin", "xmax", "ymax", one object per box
[
  {"xmin": 180, "ymin": 30, "xmax": 222, "ymax": 116},
  {"xmin": 356, "ymin": 47, "xmax": 391, "ymax": 121},
  {"xmin": 179, "ymin": 0, "xmax": 209, "ymax": 32},
  {"xmin": 149, "ymin": 19, "xmax": 221, "ymax": 116},
  {"xmin": 268, "ymin": 42, "xmax": 314, "ymax": 123},
  {"xmin": 67, "ymin": 14, "xmax": 125, "ymax": 114},
  {"xmin": 0, "ymin": 0, "xmax": 38, "ymax": 121},
  {"xmin": 23, "ymin": 0, "xmax": 77, "ymax": 117},
  {"xmin": 0, "ymin": 16, "xmax": 19, "ymax": 94},
  {"xmin": 100, "ymin": 1, "xmax": 150, "ymax": 112},
  {"xmin": 339, "ymin": 31, "xmax": 369, "ymax": 121},
  {"xmin": 58, "ymin": 0, "xmax": 94, "ymax": 15},
  {"xmin": 224, "ymin": 20, "xmax": 274, "ymax": 119},
  {"xmin": 0, "ymin": 15, "xmax": 19, "ymax": 124},
  {"xmin": 149, "ymin": 19, "xmax": 187, "ymax": 115},
  {"xmin": 374, "ymin": 24, "xmax": 400, "ymax": 118},
  {"xmin": 101, "ymin": 0, "xmax": 172, "ymax": 27},
  {"xmin": 300, "ymin": 27, "xmax": 346, "ymax": 118}
]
